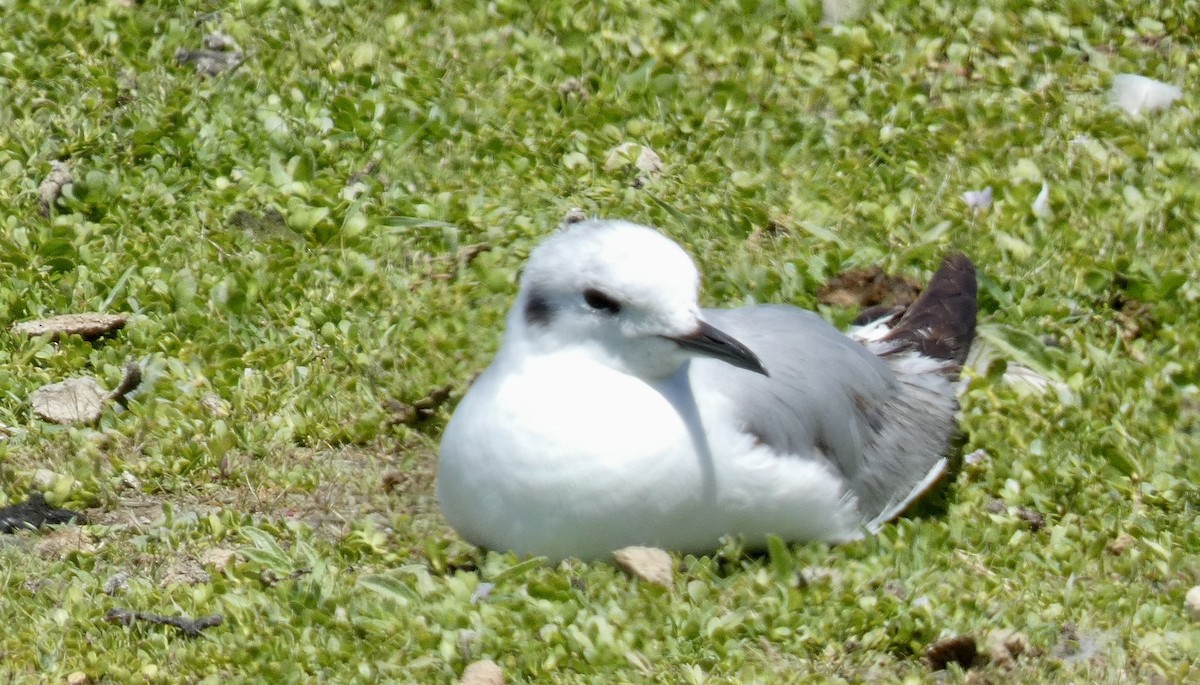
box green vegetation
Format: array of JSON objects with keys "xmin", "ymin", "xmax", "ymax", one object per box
[{"xmin": 1, "ymin": 0, "xmax": 1197, "ymax": 682}]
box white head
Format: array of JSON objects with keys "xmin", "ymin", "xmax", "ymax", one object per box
[{"xmin": 507, "ymin": 219, "xmax": 767, "ymax": 380}]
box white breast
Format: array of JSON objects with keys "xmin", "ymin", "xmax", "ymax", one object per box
[
  {"xmin": 438, "ymin": 351, "xmax": 863, "ymax": 561},
  {"xmin": 437, "ymin": 351, "xmax": 710, "ymax": 560}
]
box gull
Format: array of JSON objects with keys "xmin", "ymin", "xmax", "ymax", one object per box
[{"xmin": 437, "ymin": 220, "xmax": 977, "ymax": 561}]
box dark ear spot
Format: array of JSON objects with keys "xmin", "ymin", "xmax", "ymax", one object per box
[{"xmin": 524, "ymin": 289, "xmax": 553, "ymax": 326}]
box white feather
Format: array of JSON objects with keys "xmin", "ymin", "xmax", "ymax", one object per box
[
  {"xmin": 962, "ymin": 186, "xmax": 993, "ymax": 211},
  {"xmin": 1110, "ymin": 74, "xmax": 1182, "ymax": 117},
  {"xmin": 849, "ymin": 316, "xmax": 897, "ymax": 344},
  {"xmin": 1032, "ymin": 182, "xmax": 1051, "ymax": 219}
]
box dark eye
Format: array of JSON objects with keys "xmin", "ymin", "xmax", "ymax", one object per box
[{"xmin": 583, "ymin": 288, "xmax": 622, "ymax": 314}]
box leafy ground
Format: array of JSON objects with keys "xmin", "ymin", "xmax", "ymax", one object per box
[{"xmin": 1, "ymin": 0, "xmax": 1198, "ymax": 682}]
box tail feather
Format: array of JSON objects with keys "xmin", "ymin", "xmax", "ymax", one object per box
[
  {"xmin": 847, "ymin": 254, "xmax": 978, "ymax": 524},
  {"xmin": 880, "ymin": 253, "xmax": 977, "ymax": 368}
]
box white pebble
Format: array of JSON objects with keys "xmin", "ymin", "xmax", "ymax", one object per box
[{"xmin": 1186, "ymin": 586, "xmax": 1200, "ymax": 621}]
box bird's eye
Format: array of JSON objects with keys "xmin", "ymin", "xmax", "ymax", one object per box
[{"xmin": 583, "ymin": 288, "xmax": 622, "ymax": 314}]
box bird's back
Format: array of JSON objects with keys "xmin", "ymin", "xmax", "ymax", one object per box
[{"xmin": 693, "ymin": 254, "xmax": 977, "ymax": 528}]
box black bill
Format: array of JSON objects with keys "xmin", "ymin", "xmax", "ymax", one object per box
[{"xmin": 665, "ymin": 321, "xmax": 769, "ymax": 376}]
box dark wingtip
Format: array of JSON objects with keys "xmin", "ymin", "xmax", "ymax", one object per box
[{"xmin": 881, "ymin": 253, "xmax": 978, "ymax": 367}]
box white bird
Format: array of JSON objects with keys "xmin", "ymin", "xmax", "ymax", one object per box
[{"xmin": 437, "ymin": 220, "xmax": 977, "ymax": 561}]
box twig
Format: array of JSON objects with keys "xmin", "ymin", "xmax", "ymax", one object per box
[{"xmin": 104, "ymin": 608, "xmax": 223, "ymax": 637}]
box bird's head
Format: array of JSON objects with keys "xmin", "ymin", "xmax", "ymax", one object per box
[{"xmin": 509, "ymin": 219, "xmax": 767, "ymax": 380}]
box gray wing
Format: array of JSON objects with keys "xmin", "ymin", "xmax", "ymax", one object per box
[{"xmin": 692, "ymin": 305, "xmax": 958, "ymax": 524}]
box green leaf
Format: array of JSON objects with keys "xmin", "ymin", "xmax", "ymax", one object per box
[
  {"xmin": 379, "ymin": 216, "xmax": 459, "ymax": 229},
  {"xmin": 644, "ymin": 193, "xmax": 690, "ymax": 228},
  {"xmin": 357, "ymin": 573, "xmax": 419, "ymax": 606},
  {"xmin": 766, "ymin": 535, "xmax": 794, "ymax": 583},
  {"xmin": 796, "ymin": 221, "xmax": 847, "ymax": 247},
  {"xmin": 976, "ymin": 323, "xmax": 1063, "ymax": 379},
  {"xmin": 487, "ymin": 556, "xmax": 546, "ymax": 584}
]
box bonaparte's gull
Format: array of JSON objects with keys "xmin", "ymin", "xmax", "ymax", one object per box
[{"xmin": 438, "ymin": 220, "xmax": 977, "ymax": 561}]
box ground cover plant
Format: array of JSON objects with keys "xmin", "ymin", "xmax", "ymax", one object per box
[{"xmin": 0, "ymin": 0, "xmax": 1198, "ymax": 682}]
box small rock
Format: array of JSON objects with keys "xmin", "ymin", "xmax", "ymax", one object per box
[
  {"xmin": 1105, "ymin": 533, "xmax": 1135, "ymax": 556},
  {"xmin": 36, "ymin": 528, "xmax": 96, "ymax": 559},
  {"xmin": 23, "ymin": 578, "xmax": 48, "ymax": 594},
  {"xmin": 984, "ymin": 499, "xmax": 1007, "ymax": 515},
  {"xmin": 66, "ymin": 671, "xmax": 91, "ymax": 685},
  {"xmin": 175, "ymin": 46, "xmax": 244, "ymax": 77},
  {"xmin": 604, "ymin": 142, "xmax": 663, "ymax": 177},
  {"xmin": 103, "ymin": 570, "xmax": 131, "ymax": 595},
  {"xmin": 1015, "ymin": 507, "xmax": 1045, "ymax": 532},
  {"xmin": 381, "ymin": 471, "xmax": 413, "ymax": 494},
  {"xmin": 200, "ymin": 392, "xmax": 230, "ymax": 417},
  {"xmin": 963, "ymin": 449, "xmax": 989, "ymax": 466},
  {"xmin": 11, "ymin": 313, "xmax": 128, "ymax": 340},
  {"xmin": 32, "ymin": 468, "xmax": 60, "ymax": 489},
  {"xmin": 557, "ymin": 77, "xmax": 589, "ymax": 100},
  {"xmin": 119, "ymin": 471, "xmax": 143, "ymax": 491},
  {"xmin": 384, "ymin": 384, "xmax": 453, "ymax": 425},
  {"xmin": 116, "ymin": 68, "xmax": 138, "ymax": 103},
  {"xmin": 199, "ymin": 547, "xmax": 237, "ymax": 572},
  {"xmin": 927, "ymin": 634, "xmax": 979, "ymax": 671},
  {"xmin": 561, "ymin": 208, "xmax": 588, "ymax": 226},
  {"xmin": 987, "ymin": 629, "xmax": 1033, "ymax": 669},
  {"xmin": 459, "ymin": 659, "xmax": 504, "ymax": 685},
  {"xmin": 1186, "ymin": 586, "xmax": 1200, "ymax": 621},
  {"xmin": 30, "ymin": 362, "xmax": 140, "ymax": 424},
  {"xmin": 202, "ymin": 31, "xmax": 240, "ymax": 51},
  {"xmin": 160, "ymin": 558, "xmax": 211, "ymax": 588},
  {"xmin": 31, "ymin": 377, "xmax": 108, "ymax": 424},
  {"xmin": 612, "ymin": 546, "xmax": 673, "ymax": 587},
  {"xmin": 1001, "ymin": 630, "xmax": 1032, "ymax": 658}
]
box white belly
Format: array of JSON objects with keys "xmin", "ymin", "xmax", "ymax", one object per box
[{"xmin": 437, "ymin": 354, "xmax": 860, "ymax": 561}]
